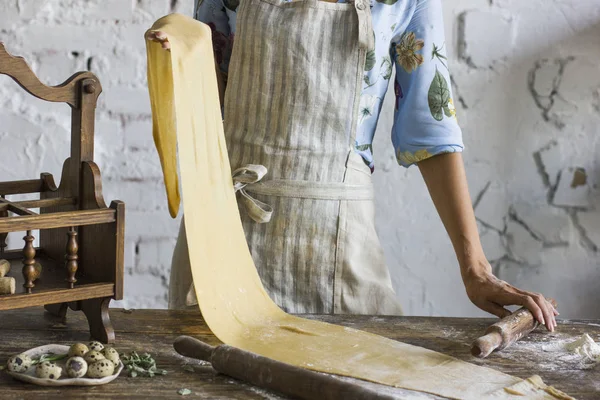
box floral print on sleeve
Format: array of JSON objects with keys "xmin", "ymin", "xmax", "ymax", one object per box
[
  {"xmin": 395, "ymin": 32, "xmax": 425, "ymax": 73},
  {"xmin": 389, "ymin": 0, "xmax": 464, "ymax": 168}
]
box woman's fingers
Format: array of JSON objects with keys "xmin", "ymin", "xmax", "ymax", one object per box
[
  {"xmin": 146, "ymin": 31, "xmax": 171, "ymax": 50},
  {"xmin": 506, "ymin": 285, "xmax": 556, "ymax": 331},
  {"xmin": 154, "ymin": 31, "xmax": 167, "ymax": 40},
  {"xmin": 522, "ymin": 293, "xmax": 556, "ymax": 331}
]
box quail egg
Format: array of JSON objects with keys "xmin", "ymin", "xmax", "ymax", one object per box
[
  {"xmin": 67, "ymin": 343, "xmax": 89, "ymax": 358},
  {"xmin": 87, "ymin": 359, "xmax": 115, "ymax": 378},
  {"xmin": 65, "ymin": 356, "xmax": 88, "ymax": 378},
  {"xmin": 84, "ymin": 350, "xmax": 106, "ymax": 364},
  {"xmin": 88, "ymin": 341, "xmax": 104, "ymax": 352},
  {"xmin": 6, "ymin": 354, "xmax": 32, "ymax": 373},
  {"xmin": 35, "ymin": 361, "xmax": 62, "ymax": 380},
  {"xmin": 102, "ymin": 347, "xmax": 120, "ymax": 365}
]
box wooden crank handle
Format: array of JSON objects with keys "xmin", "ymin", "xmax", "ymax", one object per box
[
  {"xmin": 174, "ymin": 336, "xmax": 397, "ymax": 400},
  {"xmin": 471, "ymin": 298, "xmax": 558, "ymax": 359},
  {"xmin": 173, "ymin": 335, "xmax": 214, "ymax": 362}
]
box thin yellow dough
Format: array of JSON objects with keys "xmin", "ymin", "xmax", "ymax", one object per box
[{"xmin": 145, "ymin": 13, "xmax": 573, "ymax": 400}]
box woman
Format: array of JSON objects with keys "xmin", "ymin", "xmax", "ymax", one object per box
[{"xmin": 148, "ymin": 0, "xmax": 558, "ymax": 330}]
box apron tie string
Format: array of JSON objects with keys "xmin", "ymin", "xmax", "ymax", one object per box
[{"xmin": 232, "ymin": 165, "xmax": 273, "ymax": 223}]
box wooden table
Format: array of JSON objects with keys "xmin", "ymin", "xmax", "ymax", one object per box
[{"xmin": 1, "ymin": 308, "xmax": 599, "ymax": 399}]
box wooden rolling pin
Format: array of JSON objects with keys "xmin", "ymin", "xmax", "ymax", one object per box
[
  {"xmin": 471, "ymin": 299, "xmax": 557, "ymax": 358},
  {"xmin": 174, "ymin": 335, "xmax": 396, "ymax": 400}
]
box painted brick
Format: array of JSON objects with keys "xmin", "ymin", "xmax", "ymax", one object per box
[
  {"xmin": 505, "ymin": 221, "xmax": 544, "ymax": 266},
  {"xmin": 577, "ymin": 211, "xmax": 600, "ymax": 248},
  {"xmin": 510, "ymin": 203, "xmax": 571, "ymax": 244},
  {"xmin": 18, "ymin": 0, "xmax": 134, "ymax": 23},
  {"xmin": 553, "ymin": 167, "xmax": 591, "ymax": 208},
  {"xmin": 112, "ymin": 270, "xmax": 168, "ymax": 309},
  {"xmin": 538, "ymin": 141, "xmax": 564, "ymax": 188},
  {"xmin": 104, "ymin": 148, "xmax": 164, "ymax": 181},
  {"xmin": 480, "ymin": 230, "xmax": 506, "ymax": 261},
  {"xmin": 124, "ymin": 119, "xmax": 154, "ymax": 150},
  {"xmin": 136, "ymin": 238, "xmax": 176, "ymax": 273},
  {"xmin": 0, "ymin": 1, "xmax": 20, "ymax": 26},
  {"xmin": 16, "ymin": 25, "xmax": 111, "ymax": 53},
  {"xmin": 460, "ymin": 10, "xmax": 515, "ymax": 68},
  {"xmin": 103, "ymin": 179, "xmax": 169, "ymax": 212},
  {"xmin": 475, "ymin": 182, "xmax": 508, "ymax": 231},
  {"xmin": 124, "ymin": 239, "xmax": 137, "ymax": 269},
  {"xmin": 134, "ymin": 0, "xmax": 170, "ymax": 21},
  {"xmin": 99, "ymin": 87, "xmax": 151, "ymax": 115},
  {"xmin": 126, "ymin": 210, "xmax": 181, "ymax": 240}
]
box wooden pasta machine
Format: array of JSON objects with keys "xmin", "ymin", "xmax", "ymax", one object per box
[{"xmin": 0, "ymin": 42, "xmax": 124, "ymax": 343}]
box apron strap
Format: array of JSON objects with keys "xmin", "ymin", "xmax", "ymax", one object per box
[{"xmin": 354, "ymin": 0, "xmax": 374, "ymax": 51}]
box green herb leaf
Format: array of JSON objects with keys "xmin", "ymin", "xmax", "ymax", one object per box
[
  {"xmin": 178, "ymin": 388, "xmax": 192, "ymax": 396},
  {"xmin": 121, "ymin": 351, "xmax": 165, "ymax": 378},
  {"xmin": 32, "ymin": 353, "xmax": 68, "ymax": 365}
]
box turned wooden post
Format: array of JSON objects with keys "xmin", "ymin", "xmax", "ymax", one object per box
[
  {"xmin": 22, "ymin": 230, "xmax": 36, "ymax": 293},
  {"xmin": 65, "ymin": 227, "xmax": 78, "ymax": 288}
]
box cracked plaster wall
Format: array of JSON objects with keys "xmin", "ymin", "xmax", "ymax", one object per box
[{"xmin": 0, "ymin": 0, "xmax": 599, "ymax": 317}]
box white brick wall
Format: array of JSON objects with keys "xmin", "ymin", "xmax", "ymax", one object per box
[{"xmin": 1, "ymin": 0, "xmax": 599, "ymax": 317}]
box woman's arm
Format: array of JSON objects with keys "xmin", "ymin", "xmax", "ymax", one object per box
[{"xmin": 417, "ymin": 153, "xmax": 558, "ymax": 331}]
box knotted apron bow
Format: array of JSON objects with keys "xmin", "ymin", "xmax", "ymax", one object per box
[{"xmin": 232, "ymin": 165, "xmax": 273, "ymax": 223}]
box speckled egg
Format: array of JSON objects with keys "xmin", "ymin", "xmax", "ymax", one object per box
[
  {"xmin": 87, "ymin": 359, "xmax": 115, "ymax": 378},
  {"xmin": 88, "ymin": 341, "xmax": 104, "ymax": 352},
  {"xmin": 65, "ymin": 356, "xmax": 88, "ymax": 378},
  {"xmin": 6, "ymin": 354, "xmax": 32, "ymax": 373},
  {"xmin": 35, "ymin": 361, "xmax": 62, "ymax": 380},
  {"xmin": 102, "ymin": 347, "xmax": 120, "ymax": 365},
  {"xmin": 67, "ymin": 343, "xmax": 89, "ymax": 358},
  {"xmin": 84, "ymin": 350, "xmax": 106, "ymax": 364}
]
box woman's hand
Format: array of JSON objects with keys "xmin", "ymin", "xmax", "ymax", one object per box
[
  {"xmin": 462, "ymin": 259, "xmax": 558, "ymax": 331},
  {"xmin": 145, "ymin": 30, "xmax": 171, "ymax": 50}
]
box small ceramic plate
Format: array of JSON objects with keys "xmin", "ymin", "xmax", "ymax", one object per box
[{"xmin": 5, "ymin": 344, "xmax": 123, "ymax": 386}]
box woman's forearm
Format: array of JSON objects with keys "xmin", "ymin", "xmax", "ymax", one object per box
[{"xmin": 417, "ymin": 153, "xmax": 486, "ymax": 275}]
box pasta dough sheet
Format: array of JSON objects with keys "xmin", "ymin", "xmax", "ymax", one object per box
[{"xmin": 145, "ymin": 13, "xmax": 573, "ymax": 400}]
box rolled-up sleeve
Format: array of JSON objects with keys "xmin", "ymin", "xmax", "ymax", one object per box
[{"xmin": 390, "ymin": 0, "xmax": 463, "ymax": 168}]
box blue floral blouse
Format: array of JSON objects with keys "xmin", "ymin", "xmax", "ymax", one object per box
[{"xmin": 194, "ymin": 0, "xmax": 464, "ymax": 170}]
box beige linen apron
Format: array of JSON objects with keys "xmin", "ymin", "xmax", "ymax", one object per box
[{"xmin": 169, "ymin": 0, "xmax": 403, "ymax": 315}]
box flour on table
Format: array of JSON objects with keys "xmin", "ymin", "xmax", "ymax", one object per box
[
  {"xmin": 563, "ymin": 334, "xmax": 600, "ymax": 362},
  {"xmin": 542, "ymin": 333, "xmax": 600, "ymax": 367}
]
